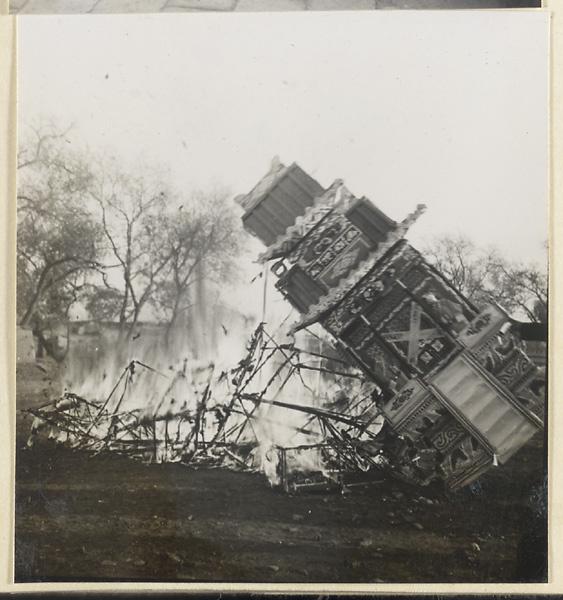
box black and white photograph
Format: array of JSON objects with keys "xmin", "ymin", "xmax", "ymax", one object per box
[{"xmin": 14, "ymin": 9, "xmax": 549, "ymax": 585}]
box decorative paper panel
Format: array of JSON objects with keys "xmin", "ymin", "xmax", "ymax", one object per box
[
  {"xmin": 441, "ymin": 439, "xmax": 493, "ymax": 492},
  {"xmin": 275, "ymin": 265, "xmax": 326, "ymax": 314},
  {"xmin": 430, "ymin": 355, "xmax": 540, "ymax": 462},
  {"xmin": 286, "ymin": 209, "xmax": 374, "ymax": 288},
  {"xmin": 287, "ymin": 211, "xmax": 346, "ymax": 265},
  {"xmin": 469, "ymin": 322, "xmax": 544, "ymax": 423},
  {"xmin": 378, "ymin": 297, "xmax": 457, "ymax": 375},
  {"xmin": 349, "ymin": 331, "xmax": 411, "ymax": 391},
  {"xmin": 459, "ymin": 304, "xmax": 507, "ymax": 349},
  {"xmin": 317, "ymin": 236, "xmax": 371, "ymax": 287},
  {"xmin": 430, "ymin": 419, "xmax": 468, "ymax": 455},
  {"xmin": 380, "ymin": 377, "xmax": 428, "ymax": 426},
  {"xmin": 394, "ymin": 394, "xmax": 446, "ymax": 438},
  {"xmin": 323, "ymin": 279, "xmax": 404, "ymax": 334},
  {"xmin": 321, "ymin": 241, "xmax": 416, "ymax": 333}
]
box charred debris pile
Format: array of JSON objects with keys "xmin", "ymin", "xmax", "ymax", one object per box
[
  {"xmin": 23, "ymin": 159, "xmax": 546, "ymax": 496},
  {"xmin": 24, "ymin": 323, "xmax": 390, "ymax": 494}
]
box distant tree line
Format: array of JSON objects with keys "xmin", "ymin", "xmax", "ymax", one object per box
[
  {"xmin": 17, "ymin": 121, "xmax": 246, "ymax": 358},
  {"xmin": 17, "ymin": 122, "xmax": 548, "ymax": 361},
  {"xmin": 423, "ymin": 234, "xmax": 547, "ymax": 323}
]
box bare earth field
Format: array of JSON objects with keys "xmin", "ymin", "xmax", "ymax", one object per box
[{"xmin": 14, "ymin": 359, "xmax": 547, "ymax": 584}]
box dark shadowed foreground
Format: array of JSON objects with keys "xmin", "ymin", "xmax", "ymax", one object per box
[{"xmin": 15, "ymin": 361, "xmax": 547, "ymax": 584}]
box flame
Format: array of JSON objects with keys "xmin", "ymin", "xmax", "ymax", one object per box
[{"xmin": 43, "ymin": 314, "xmax": 385, "ymax": 485}]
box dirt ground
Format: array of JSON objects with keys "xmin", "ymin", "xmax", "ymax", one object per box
[{"xmin": 14, "ymin": 358, "xmax": 548, "ymax": 584}]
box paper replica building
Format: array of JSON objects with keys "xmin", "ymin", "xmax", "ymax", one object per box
[{"xmin": 236, "ymin": 159, "xmax": 545, "ymax": 491}]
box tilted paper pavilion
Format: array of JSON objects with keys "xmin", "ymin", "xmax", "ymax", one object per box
[{"xmin": 236, "ymin": 159, "xmax": 545, "ymax": 491}]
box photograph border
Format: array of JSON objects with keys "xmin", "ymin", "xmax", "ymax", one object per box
[{"xmin": 0, "ymin": 0, "xmax": 560, "ymax": 593}]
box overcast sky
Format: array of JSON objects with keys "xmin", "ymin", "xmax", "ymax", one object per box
[{"xmin": 18, "ymin": 10, "xmax": 549, "ymax": 266}]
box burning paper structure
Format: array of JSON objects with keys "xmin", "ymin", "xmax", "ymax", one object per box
[
  {"xmin": 25, "ymin": 159, "xmax": 545, "ymax": 494},
  {"xmin": 25, "ymin": 323, "xmax": 388, "ymax": 491},
  {"xmin": 234, "ymin": 159, "xmax": 546, "ymax": 491}
]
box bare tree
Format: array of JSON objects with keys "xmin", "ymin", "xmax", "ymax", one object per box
[
  {"xmin": 83, "ymin": 285, "xmax": 123, "ymax": 324},
  {"xmin": 153, "ymin": 191, "xmax": 245, "ymax": 347},
  {"xmin": 89, "ymin": 165, "xmax": 172, "ymax": 341},
  {"xmin": 17, "ymin": 123, "xmax": 102, "ymax": 339},
  {"xmin": 18, "ymin": 122, "xmax": 247, "ymax": 363},
  {"xmin": 489, "ymin": 261, "xmax": 548, "ymax": 323},
  {"xmin": 423, "ymin": 234, "xmax": 547, "ymax": 322}
]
